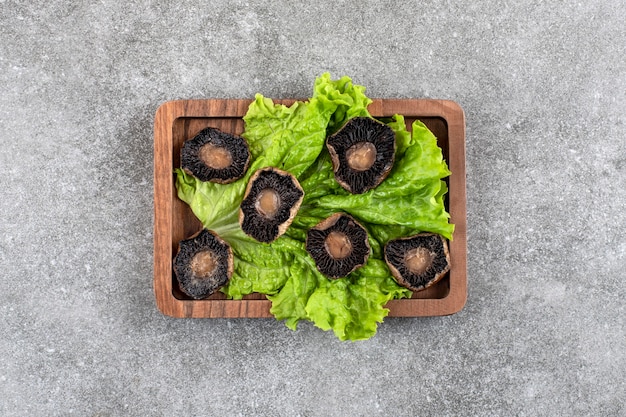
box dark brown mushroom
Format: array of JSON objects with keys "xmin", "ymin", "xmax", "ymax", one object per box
[
  {"xmin": 181, "ymin": 127, "xmax": 250, "ymax": 184},
  {"xmin": 239, "ymin": 167, "xmax": 304, "ymax": 243},
  {"xmin": 306, "ymin": 213, "xmax": 370, "ymax": 278},
  {"xmin": 326, "ymin": 117, "xmax": 396, "ymax": 194},
  {"xmin": 384, "ymin": 233, "xmax": 450, "ymax": 292},
  {"xmin": 173, "ymin": 229, "xmax": 234, "ymax": 299}
]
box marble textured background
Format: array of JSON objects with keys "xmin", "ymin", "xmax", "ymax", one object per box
[{"xmin": 1, "ymin": 1, "xmax": 624, "ymax": 415}]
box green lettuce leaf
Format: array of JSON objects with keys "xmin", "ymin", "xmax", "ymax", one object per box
[
  {"xmin": 242, "ymin": 96, "xmax": 327, "ymax": 178},
  {"xmin": 222, "ymin": 230, "xmax": 293, "ymax": 299},
  {"xmin": 303, "ymin": 259, "xmax": 411, "ymax": 341},
  {"xmin": 241, "ymin": 72, "xmax": 373, "ymax": 179},
  {"xmin": 369, "ymin": 118, "xmax": 451, "ymax": 197},
  {"xmin": 266, "ymin": 243, "xmax": 411, "ymax": 341},
  {"xmin": 311, "ymin": 73, "xmax": 373, "ymax": 134},
  {"xmin": 173, "ymin": 74, "xmax": 454, "ymax": 341},
  {"xmin": 174, "ymin": 73, "xmax": 378, "ymax": 303},
  {"xmin": 174, "ymin": 168, "xmax": 242, "ymax": 234},
  {"xmin": 266, "ymin": 243, "xmax": 323, "ymax": 330},
  {"xmin": 310, "ymin": 118, "xmax": 454, "ymax": 240}
]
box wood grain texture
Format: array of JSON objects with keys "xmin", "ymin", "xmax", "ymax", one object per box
[{"xmin": 153, "ymin": 99, "xmax": 466, "ymax": 318}]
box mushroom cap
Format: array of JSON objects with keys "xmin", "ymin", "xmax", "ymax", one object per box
[
  {"xmin": 173, "ymin": 229, "xmax": 234, "ymax": 299},
  {"xmin": 326, "ymin": 117, "xmax": 396, "ymax": 194},
  {"xmin": 181, "ymin": 127, "xmax": 250, "ymax": 184},
  {"xmin": 239, "ymin": 167, "xmax": 304, "ymax": 243},
  {"xmin": 384, "ymin": 233, "xmax": 450, "ymax": 292},
  {"xmin": 306, "ymin": 213, "xmax": 370, "ymax": 278}
]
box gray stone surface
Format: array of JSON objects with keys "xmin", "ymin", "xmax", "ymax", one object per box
[{"xmin": 1, "ymin": 0, "xmax": 624, "ymax": 415}]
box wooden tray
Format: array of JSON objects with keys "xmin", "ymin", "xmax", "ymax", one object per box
[{"xmin": 154, "ymin": 99, "xmax": 467, "ymax": 318}]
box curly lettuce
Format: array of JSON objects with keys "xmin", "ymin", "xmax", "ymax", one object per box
[{"xmin": 174, "ymin": 73, "xmax": 453, "ymax": 341}]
